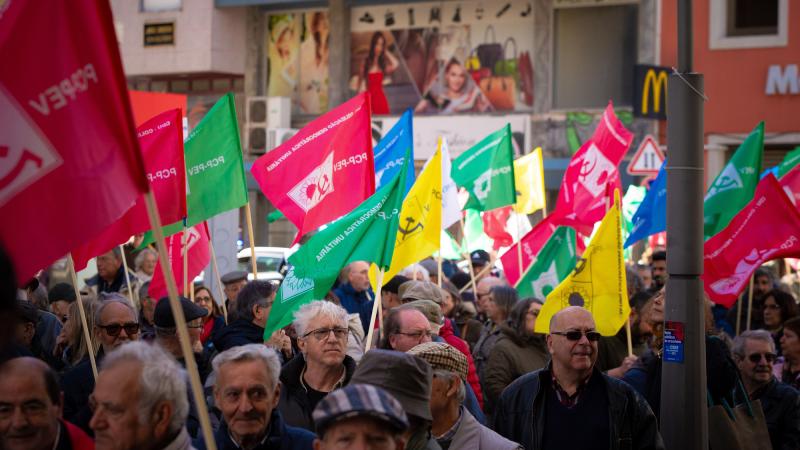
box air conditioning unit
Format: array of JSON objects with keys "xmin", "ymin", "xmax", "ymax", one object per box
[
  {"xmin": 267, "ymin": 128, "xmax": 298, "ymax": 152},
  {"xmin": 244, "ymin": 96, "xmax": 267, "ymax": 155}
]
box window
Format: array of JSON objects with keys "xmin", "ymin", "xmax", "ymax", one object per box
[
  {"xmin": 710, "ymin": 0, "xmax": 787, "ymax": 49},
  {"xmin": 141, "ymin": 0, "xmax": 181, "ymax": 13},
  {"xmin": 553, "ymin": 5, "xmax": 638, "ymax": 109}
]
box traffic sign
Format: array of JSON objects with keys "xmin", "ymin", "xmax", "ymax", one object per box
[{"xmin": 627, "ymin": 135, "xmax": 665, "ymax": 176}]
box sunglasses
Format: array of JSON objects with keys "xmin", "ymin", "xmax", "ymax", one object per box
[
  {"xmin": 747, "ymin": 352, "xmax": 776, "ymax": 364},
  {"xmin": 551, "ymin": 330, "xmax": 602, "ymax": 342},
  {"xmin": 98, "ymin": 322, "xmax": 139, "ymax": 337}
]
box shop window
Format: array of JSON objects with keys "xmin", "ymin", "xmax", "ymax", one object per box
[
  {"xmin": 553, "ymin": 4, "xmax": 638, "ymax": 110},
  {"xmin": 710, "ymin": 0, "xmax": 787, "ymax": 49}
]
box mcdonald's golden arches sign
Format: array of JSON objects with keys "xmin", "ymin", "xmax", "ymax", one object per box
[{"xmin": 634, "ymin": 64, "xmax": 669, "ymax": 120}]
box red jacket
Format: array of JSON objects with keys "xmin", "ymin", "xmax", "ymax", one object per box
[
  {"xmin": 60, "ymin": 420, "xmax": 94, "ymax": 450},
  {"xmin": 440, "ymin": 319, "xmax": 484, "ymax": 408}
]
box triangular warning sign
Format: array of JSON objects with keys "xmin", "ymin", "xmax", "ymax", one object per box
[{"xmin": 627, "ymin": 135, "xmax": 665, "ymax": 176}]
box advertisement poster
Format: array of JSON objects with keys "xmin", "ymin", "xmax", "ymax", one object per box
[
  {"xmin": 350, "ymin": 0, "xmax": 534, "ymax": 115},
  {"xmin": 267, "ymin": 11, "xmax": 330, "ymax": 114}
]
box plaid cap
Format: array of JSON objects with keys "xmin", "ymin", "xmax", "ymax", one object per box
[
  {"xmin": 313, "ymin": 384, "xmax": 409, "ymax": 436},
  {"xmin": 407, "ymin": 342, "xmax": 468, "ymax": 381}
]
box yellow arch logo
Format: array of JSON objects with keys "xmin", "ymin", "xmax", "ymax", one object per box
[{"xmin": 642, "ymin": 69, "xmax": 668, "ymax": 115}]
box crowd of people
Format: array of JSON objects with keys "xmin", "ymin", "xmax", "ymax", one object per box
[{"xmin": 3, "ymin": 245, "xmax": 800, "ymax": 450}]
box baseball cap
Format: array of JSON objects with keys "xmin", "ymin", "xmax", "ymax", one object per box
[
  {"xmin": 470, "ymin": 250, "xmax": 490, "ymax": 266},
  {"xmin": 313, "ymin": 384, "xmax": 409, "ymax": 437}
]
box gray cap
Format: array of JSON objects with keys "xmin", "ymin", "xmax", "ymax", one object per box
[
  {"xmin": 221, "ymin": 270, "xmax": 248, "ymax": 284},
  {"xmin": 399, "ymin": 300, "xmax": 443, "ymax": 328},
  {"xmin": 350, "ymin": 349, "xmax": 433, "ymax": 421},
  {"xmin": 401, "ymin": 281, "xmax": 444, "ymax": 306},
  {"xmin": 313, "ymin": 384, "xmax": 409, "ymax": 436}
]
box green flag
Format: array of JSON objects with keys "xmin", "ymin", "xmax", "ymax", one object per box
[
  {"xmin": 515, "ymin": 226, "xmax": 577, "ymax": 299},
  {"xmin": 263, "ymin": 157, "xmax": 409, "ymax": 338},
  {"xmin": 621, "ymin": 184, "xmax": 646, "ymax": 259},
  {"xmin": 704, "ymin": 122, "xmax": 764, "ymax": 239},
  {"xmin": 777, "ymin": 146, "xmax": 800, "ymax": 179},
  {"xmin": 451, "ymin": 124, "xmax": 516, "ymax": 211},
  {"xmin": 140, "ymin": 93, "xmax": 248, "ymax": 246}
]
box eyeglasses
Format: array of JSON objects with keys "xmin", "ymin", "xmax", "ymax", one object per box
[
  {"xmin": 303, "ymin": 327, "xmax": 349, "ymax": 341},
  {"xmin": 747, "ymin": 352, "xmax": 777, "ymax": 364},
  {"xmin": 98, "ymin": 322, "xmax": 139, "ymax": 337},
  {"xmin": 195, "ymin": 296, "xmax": 212, "ymax": 303},
  {"xmin": 764, "ymin": 304, "xmax": 781, "ymax": 311},
  {"xmin": 551, "ymin": 330, "xmax": 602, "ymax": 342},
  {"xmin": 396, "ymin": 329, "xmax": 433, "ymax": 340}
]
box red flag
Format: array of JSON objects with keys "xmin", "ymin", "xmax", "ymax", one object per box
[
  {"xmin": 551, "ymin": 103, "xmax": 632, "ymax": 235},
  {"xmin": 149, "ymin": 222, "xmax": 210, "ymax": 299},
  {"xmin": 779, "ymin": 165, "xmax": 800, "ymax": 206},
  {"xmin": 702, "ymin": 175, "xmax": 800, "ymax": 307},
  {"xmin": 483, "ymin": 206, "xmax": 514, "ymax": 250},
  {"xmin": 500, "ymin": 216, "xmax": 559, "ymax": 285},
  {"xmin": 0, "ymin": 0, "xmax": 148, "ymax": 283},
  {"xmin": 71, "ymin": 109, "xmax": 186, "ymax": 270},
  {"xmin": 250, "ymin": 93, "xmax": 374, "ymax": 243}
]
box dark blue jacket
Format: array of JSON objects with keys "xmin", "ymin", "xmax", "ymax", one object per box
[
  {"xmin": 61, "ymin": 353, "xmax": 104, "ymax": 435},
  {"xmin": 212, "ymin": 318, "xmax": 264, "ymax": 353},
  {"xmin": 752, "ymin": 378, "xmax": 800, "ymax": 450},
  {"xmin": 333, "ymin": 283, "xmax": 374, "ymax": 333},
  {"xmin": 195, "ymin": 410, "xmax": 315, "ymax": 450}
]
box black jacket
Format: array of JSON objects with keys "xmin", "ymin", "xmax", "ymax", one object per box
[
  {"xmin": 195, "ymin": 410, "xmax": 315, "ymax": 450},
  {"xmin": 61, "ymin": 352, "xmax": 104, "ymax": 434},
  {"xmin": 212, "ymin": 318, "xmax": 264, "ymax": 352},
  {"xmin": 493, "ymin": 365, "xmax": 664, "ymax": 450},
  {"xmin": 752, "ymin": 378, "xmax": 800, "ymax": 450},
  {"xmin": 277, "ymin": 353, "xmax": 357, "ymax": 432}
]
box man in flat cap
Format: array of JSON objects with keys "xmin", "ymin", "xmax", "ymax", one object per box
[
  {"xmin": 221, "ymin": 270, "xmax": 248, "ymax": 315},
  {"xmin": 409, "ymin": 342, "xmax": 521, "ymax": 450},
  {"xmin": 313, "ymin": 384, "xmax": 409, "ymax": 450},
  {"xmin": 47, "ymin": 282, "xmax": 76, "ymax": 323}
]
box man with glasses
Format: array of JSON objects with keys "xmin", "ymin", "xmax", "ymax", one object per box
[
  {"xmin": 214, "ymin": 281, "xmax": 280, "ymax": 353},
  {"xmin": 733, "ymin": 330, "xmax": 800, "ymax": 450},
  {"xmin": 380, "ymin": 307, "xmax": 433, "ymax": 352},
  {"xmin": 277, "ymin": 301, "xmax": 355, "ymax": 432},
  {"xmin": 62, "ymin": 293, "xmax": 139, "ymax": 433},
  {"xmin": 493, "ymin": 306, "xmax": 663, "ymax": 450}
]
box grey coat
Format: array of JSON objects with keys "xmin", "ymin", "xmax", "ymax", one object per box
[{"xmin": 448, "ymin": 408, "xmax": 523, "ymax": 450}]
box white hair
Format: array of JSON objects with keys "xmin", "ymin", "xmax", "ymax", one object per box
[
  {"xmin": 101, "ymin": 341, "xmax": 188, "ymax": 435},
  {"xmin": 433, "ymin": 369, "xmax": 466, "ymax": 404},
  {"xmin": 93, "ymin": 294, "xmax": 136, "ymax": 325},
  {"xmin": 134, "ymin": 248, "xmax": 157, "ymax": 271},
  {"xmin": 399, "ymin": 264, "xmax": 430, "ymax": 280},
  {"xmin": 732, "ymin": 330, "xmax": 776, "ymax": 357},
  {"xmin": 212, "ymin": 344, "xmax": 281, "ymax": 391},
  {"xmin": 292, "ymin": 300, "xmax": 349, "ymax": 338}
]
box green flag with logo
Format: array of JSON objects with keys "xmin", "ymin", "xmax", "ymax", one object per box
[
  {"xmin": 263, "ymin": 157, "xmax": 409, "ymax": 338},
  {"xmin": 703, "ymin": 122, "xmax": 764, "ymax": 239},
  {"xmin": 140, "ymin": 93, "xmax": 248, "ymax": 246},
  {"xmin": 777, "ymin": 147, "xmax": 800, "ymax": 178},
  {"xmin": 451, "ymin": 124, "xmax": 516, "ymax": 211},
  {"xmin": 515, "ymin": 226, "xmax": 577, "ymax": 299}
]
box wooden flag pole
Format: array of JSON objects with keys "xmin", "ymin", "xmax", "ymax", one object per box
[
  {"xmin": 735, "ymin": 296, "xmax": 743, "ymax": 336},
  {"xmin": 143, "ymin": 192, "xmax": 217, "ymax": 450},
  {"xmin": 67, "ymin": 254, "xmax": 98, "ymax": 381},
  {"xmin": 364, "ymin": 269, "xmax": 385, "ymax": 352},
  {"xmin": 459, "ymin": 217, "xmax": 479, "ymax": 295},
  {"xmin": 377, "ymin": 295, "xmax": 384, "ymax": 339},
  {"xmin": 207, "ymin": 234, "xmax": 229, "ymax": 324},
  {"xmin": 118, "ymin": 244, "xmax": 136, "ymax": 309},
  {"xmin": 437, "ymin": 254, "xmax": 443, "ymax": 287},
  {"xmin": 182, "ymin": 224, "xmax": 189, "ymax": 295},
  {"xmin": 746, "ymin": 275, "xmax": 755, "ymax": 331},
  {"xmin": 459, "ymin": 260, "xmax": 495, "ymax": 294},
  {"xmin": 190, "ymin": 281, "xmax": 195, "ymax": 302},
  {"xmin": 625, "ymin": 320, "xmax": 634, "ymax": 357},
  {"xmin": 244, "ymin": 201, "xmax": 258, "ymax": 280}
]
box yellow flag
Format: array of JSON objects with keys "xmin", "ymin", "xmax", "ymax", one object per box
[
  {"xmin": 369, "ymin": 146, "xmax": 442, "ymax": 288},
  {"xmin": 535, "ymin": 191, "xmax": 629, "ymax": 336},
  {"xmin": 513, "ymin": 148, "xmax": 546, "ymax": 214}
]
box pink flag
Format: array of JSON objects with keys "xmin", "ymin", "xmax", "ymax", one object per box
[
  {"xmin": 779, "ymin": 165, "xmax": 800, "ymax": 206},
  {"xmin": 703, "ymin": 175, "xmax": 800, "ymax": 307},
  {"xmin": 250, "ymin": 93, "xmax": 374, "ymax": 243},
  {"xmin": 483, "ymin": 206, "xmax": 514, "ymax": 250},
  {"xmin": 149, "ymin": 222, "xmax": 211, "ymax": 299},
  {"xmin": 552, "ymin": 103, "xmax": 632, "ymax": 235},
  {"xmin": 500, "ymin": 216, "xmax": 559, "ymax": 285},
  {"xmin": 71, "ymin": 109, "xmax": 186, "ymax": 270},
  {"xmin": 0, "ymin": 0, "xmax": 148, "ymax": 283}
]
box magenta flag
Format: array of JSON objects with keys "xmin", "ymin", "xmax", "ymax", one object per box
[
  {"xmin": 250, "ymin": 93, "xmax": 374, "ymax": 243},
  {"xmin": 703, "ymin": 174, "xmax": 800, "ymax": 307},
  {"xmin": 71, "ymin": 109, "xmax": 186, "ymax": 270},
  {"xmin": 149, "ymin": 222, "xmax": 210, "ymax": 299}
]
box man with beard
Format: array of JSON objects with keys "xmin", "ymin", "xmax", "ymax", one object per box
[
  {"xmin": 650, "ymin": 251, "xmax": 667, "ymax": 291},
  {"xmin": 493, "ymin": 307, "xmax": 663, "ymax": 450},
  {"xmin": 596, "ymin": 291, "xmax": 655, "ymax": 378}
]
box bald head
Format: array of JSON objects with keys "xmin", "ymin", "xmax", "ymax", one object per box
[
  {"xmin": 346, "ymin": 261, "xmax": 371, "ymax": 292},
  {"xmin": 549, "ymin": 306, "xmax": 595, "ymax": 333}
]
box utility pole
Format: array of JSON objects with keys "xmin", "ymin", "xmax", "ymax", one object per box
[{"xmin": 661, "ymin": 0, "xmax": 708, "ymax": 448}]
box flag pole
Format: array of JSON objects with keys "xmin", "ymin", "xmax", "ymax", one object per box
[
  {"xmin": 244, "ymin": 201, "xmax": 258, "ymax": 280},
  {"xmin": 365, "ymin": 268, "xmax": 385, "ymax": 352},
  {"xmin": 144, "ymin": 191, "xmax": 218, "ymax": 450},
  {"xmin": 746, "ymin": 275, "xmax": 755, "ymax": 331},
  {"xmin": 625, "ymin": 320, "xmax": 634, "ymax": 357},
  {"xmin": 735, "ymin": 296, "xmax": 743, "ymax": 336},
  {"xmin": 119, "ymin": 244, "xmax": 136, "ymax": 308},
  {"xmin": 67, "ymin": 255, "xmax": 98, "ymax": 381},
  {"xmin": 459, "ymin": 260, "xmax": 494, "ymax": 294},
  {"xmin": 538, "ymin": 148, "xmax": 548, "ymax": 219},
  {"xmin": 182, "ymin": 224, "xmax": 189, "ymax": 295},
  {"xmin": 437, "ymin": 254, "xmax": 443, "ymax": 287},
  {"xmin": 190, "ymin": 280, "xmax": 195, "ymax": 302},
  {"xmin": 207, "ymin": 233, "xmax": 229, "ymax": 324},
  {"xmin": 459, "ymin": 217, "xmax": 479, "ymax": 295}
]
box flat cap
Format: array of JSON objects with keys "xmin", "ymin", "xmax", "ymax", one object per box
[
  {"xmin": 48, "ymin": 282, "xmax": 77, "ymax": 304},
  {"xmin": 399, "ymin": 300, "xmax": 443, "ymax": 328},
  {"xmin": 153, "ymin": 296, "xmax": 208, "ymax": 327},
  {"xmin": 407, "ymin": 342, "xmax": 469, "ymax": 381},
  {"xmin": 220, "ymin": 270, "xmax": 248, "ymax": 284},
  {"xmin": 313, "ymin": 384, "xmax": 408, "ymax": 436},
  {"xmin": 401, "ymin": 281, "xmax": 444, "ymax": 306},
  {"xmin": 351, "ymin": 349, "xmax": 433, "ymax": 421}
]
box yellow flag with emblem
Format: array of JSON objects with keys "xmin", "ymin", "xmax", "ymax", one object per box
[
  {"xmin": 369, "ymin": 145, "xmax": 442, "ymax": 288},
  {"xmin": 513, "ymin": 147, "xmax": 546, "ymax": 214},
  {"xmin": 535, "ymin": 190, "xmax": 629, "ymax": 336}
]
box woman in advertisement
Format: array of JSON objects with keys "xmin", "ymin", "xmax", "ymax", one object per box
[
  {"xmin": 268, "ymin": 15, "xmax": 299, "ymax": 99},
  {"xmin": 351, "ymin": 31, "xmax": 399, "ymax": 115},
  {"xmin": 415, "ymin": 57, "xmax": 491, "ymax": 114},
  {"xmin": 299, "ymin": 12, "xmax": 330, "ymax": 114}
]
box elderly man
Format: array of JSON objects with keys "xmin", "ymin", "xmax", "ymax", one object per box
[
  {"xmin": 733, "ymin": 330, "xmax": 800, "ymax": 450},
  {"xmin": 200, "ymin": 344, "xmax": 314, "ymax": 450},
  {"xmin": 278, "ymin": 301, "xmax": 356, "ymax": 431},
  {"xmin": 221, "ymin": 270, "xmax": 248, "ymax": 314},
  {"xmin": 62, "ymin": 293, "xmax": 140, "ymax": 431},
  {"xmin": 153, "ymin": 296, "xmax": 210, "ymax": 379},
  {"xmin": 89, "ymin": 341, "xmax": 193, "ymax": 449},
  {"xmin": 493, "ymin": 306, "xmax": 663, "ymax": 450},
  {"xmin": 409, "ymin": 342, "xmax": 521, "ymax": 450},
  {"xmin": 86, "ymin": 247, "xmax": 139, "ymax": 297},
  {"xmin": 333, "ymin": 261, "xmax": 374, "ymax": 333},
  {"xmin": 0, "ymin": 357, "xmax": 93, "ymax": 450},
  {"xmin": 313, "ymin": 384, "xmax": 409, "ymax": 450},
  {"xmin": 48, "ymin": 282, "xmax": 76, "ymax": 323},
  {"xmin": 380, "ymin": 307, "xmax": 433, "ymax": 352}
]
